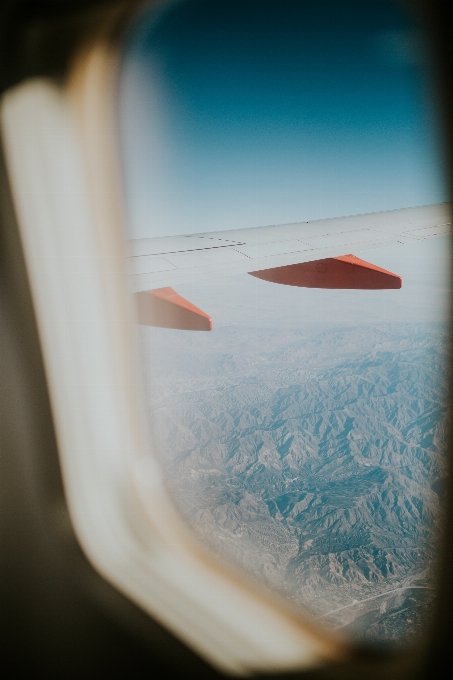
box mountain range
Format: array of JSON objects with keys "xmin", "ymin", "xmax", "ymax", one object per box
[{"xmin": 142, "ymin": 322, "xmax": 450, "ymax": 646}]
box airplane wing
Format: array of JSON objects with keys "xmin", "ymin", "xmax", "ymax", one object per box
[
  {"xmin": 129, "ymin": 203, "xmax": 451, "ymax": 330},
  {"xmin": 129, "ymin": 203, "xmax": 451, "ymax": 291}
]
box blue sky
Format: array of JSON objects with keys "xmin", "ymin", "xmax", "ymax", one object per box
[{"xmin": 119, "ymin": 0, "xmax": 449, "ymax": 328}]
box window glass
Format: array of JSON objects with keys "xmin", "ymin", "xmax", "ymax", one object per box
[{"xmin": 119, "ymin": 0, "xmax": 450, "ymax": 646}]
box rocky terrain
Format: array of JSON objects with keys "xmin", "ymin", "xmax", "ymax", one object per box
[{"xmin": 141, "ymin": 322, "xmax": 450, "ymax": 646}]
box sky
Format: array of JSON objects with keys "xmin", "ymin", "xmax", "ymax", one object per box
[{"xmin": 119, "ymin": 0, "xmax": 450, "ymax": 329}]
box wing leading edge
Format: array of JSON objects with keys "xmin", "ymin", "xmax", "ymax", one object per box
[{"xmin": 130, "ymin": 203, "xmax": 450, "ymax": 330}]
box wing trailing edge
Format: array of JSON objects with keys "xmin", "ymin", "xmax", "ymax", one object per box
[{"xmin": 136, "ymin": 255, "xmax": 401, "ymax": 330}]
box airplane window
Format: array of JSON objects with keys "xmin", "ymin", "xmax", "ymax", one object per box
[{"xmin": 119, "ymin": 0, "xmax": 450, "ymax": 647}]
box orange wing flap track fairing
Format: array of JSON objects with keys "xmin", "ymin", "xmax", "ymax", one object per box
[
  {"xmin": 249, "ymin": 254, "xmax": 402, "ymax": 289},
  {"xmin": 136, "ymin": 287, "xmax": 212, "ymax": 331},
  {"xmin": 136, "ymin": 255, "xmax": 401, "ymax": 331}
]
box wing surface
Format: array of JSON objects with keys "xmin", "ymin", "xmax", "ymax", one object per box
[{"xmin": 128, "ymin": 203, "xmax": 451, "ymax": 293}]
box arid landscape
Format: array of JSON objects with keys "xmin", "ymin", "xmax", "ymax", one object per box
[{"xmin": 142, "ymin": 322, "xmax": 450, "ymax": 645}]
